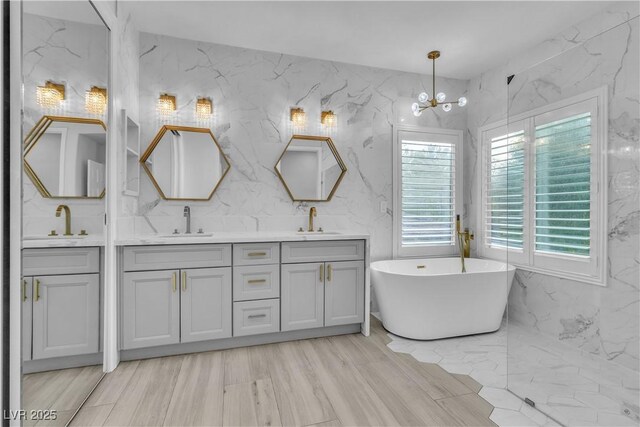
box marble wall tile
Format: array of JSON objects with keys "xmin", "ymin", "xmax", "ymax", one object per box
[
  {"xmin": 133, "ymin": 32, "xmax": 468, "ymax": 261},
  {"xmin": 466, "ymin": 7, "xmax": 640, "ymax": 373},
  {"xmin": 22, "ymin": 12, "xmax": 108, "ymax": 235}
]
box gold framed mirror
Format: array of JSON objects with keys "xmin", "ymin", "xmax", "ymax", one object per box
[
  {"xmin": 24, "ymin": 115, "xmax": 107, "ymax": 199},
  {"xmin": 141, "ymin": 125, "xmax": 231, "ymax": 201},
  {"xmin": 275, "ymin": 135, "xmax": 347, "ymax": 202}
]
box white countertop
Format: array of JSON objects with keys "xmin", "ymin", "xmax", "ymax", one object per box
[
  {"xmin": 116, "ymin": 231, "xmax": 369, "ymax": 246},
  {"xmin": 22, "ymin": 235, "xmax": 105, "ymax": 249}
]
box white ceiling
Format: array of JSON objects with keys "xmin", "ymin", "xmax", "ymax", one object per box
[{"xmin": 128, "ymin": 1, "xmax": 611, "ymax": 80}]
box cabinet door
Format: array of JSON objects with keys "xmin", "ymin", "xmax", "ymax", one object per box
[
  {"xmin": 22, "ymin": 277, "xmax": 32, "ymax": 361},
  {"xmin": 122, "ymin": 270, "xmax": 180, "ymax": 349},
  {"xmin": 181, "ymin": 267, "xmax": 232, "ymax": 343},
  {"xmin": 281, "ymin": 263, "xmax": 324, "ymax": 331},
  {"xmin": 32, "ymin": 274, "xmax": 99, "ymax": 359},
  {"xmin": 325, "ymin": 261, "xmax": 365, "ymax": 327}
]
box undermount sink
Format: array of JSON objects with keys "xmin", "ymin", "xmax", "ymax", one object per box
[
  {"xmin": 295, "ymin": 231, "xmax": 341, "ymax": 236},
  {"xmin": 158, "ymin": 233, "xmax": 213, "ymax": 238},
  {"xmin": 23, "ymin": 234, "xmax": 88, "ymax": 240}
]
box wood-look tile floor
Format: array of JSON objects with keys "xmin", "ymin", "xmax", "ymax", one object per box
[
  {"xmin": 22, "ymin": 365, "xmax": 104, "ymax": 426},
  {"xmin": 72, "ymin": 317, "xmax": 495, "ymax": 426}
]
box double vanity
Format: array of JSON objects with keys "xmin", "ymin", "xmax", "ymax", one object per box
[{"xmin": 23, "ymin": 231, "xmax": 368, "ymax": 369}]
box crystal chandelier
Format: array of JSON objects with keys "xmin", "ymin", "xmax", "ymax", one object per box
[{"xmin": 412, "ymin": 50, "xmax": 467, "ymax": 116}]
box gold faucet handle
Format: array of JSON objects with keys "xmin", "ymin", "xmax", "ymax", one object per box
[
  {"xmin": 79, "ymin": 229, "xmax": 88, "ymax": 236},
  {"xmin": 48, "ymin": 230, "xmax": 58, "ymax": 236}
]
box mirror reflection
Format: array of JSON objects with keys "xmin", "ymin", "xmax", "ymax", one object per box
[
  {"xmin": 24, "ymin": 116, "xmax": 106, "ymax": 199},
  {"xmin": 275, "ymin": 135, "xmax": 347, "ymax": 201},
  {"xmin": 141, "ymin": 125, "xmax": 231, "ymax": 201}
]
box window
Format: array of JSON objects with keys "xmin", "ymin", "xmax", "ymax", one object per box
[
  {"xmin": 393, "ymin": 126, "xmax": 463, "ymax": 258},
  {"xmin": 479, "ymin": 87, "xmax": 606, "ymax": 285}
]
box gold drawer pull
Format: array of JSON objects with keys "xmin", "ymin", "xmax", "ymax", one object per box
[
  {"xmin": 35, "ymin": 279, "xmax": 40, "ymax": 301},
  {"xmin": 248, "ymin": 279, "xmax": 266, "ymax": 284},
  {"xmin": 172, "ymin": 272, "xmax": 177, "ymax": 292},
  {"xmin": 182, "ymin": 271, "xmax": 187, "ymax": 291},
  {"xmin": 327, "ymin": 264, "xmax": 332, "ymax": 281},
  {"xmin": 248, "ymin": 314, "xmax": 267, "ymax": 319},
  {"xmin": 22, "ymin": 280, "xmax": 27, "ymax": 302},
  {"xmin": 319, "ymin": 264, "xmax": 324, "ymax": 281},
  {"xmin": 247, "ymin": 252, "xmax": 267, "ymax": 257},
  {"xmin": 417, "ymin": 265, "xmax": 426, "ymax": 269}
]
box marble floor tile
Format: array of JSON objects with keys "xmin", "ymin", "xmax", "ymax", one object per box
[{"xmin": 379, "ymin": 314, "xmax": 640, "ymax": 427}]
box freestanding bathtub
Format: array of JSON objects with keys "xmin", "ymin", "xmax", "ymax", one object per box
[{"xmin": 371, "ymin": 257, "xmax": 515, "ymax": 340}]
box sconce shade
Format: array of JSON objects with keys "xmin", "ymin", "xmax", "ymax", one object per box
[
  {"xmin": 290, "ymin": 107, "xmax": 306, "ymax": 127},
  {"xmin": 321, "ymin": 110, "xmax": 337, "ymax": 127},
  {"xmin": 196, "ymin": 97, "xmax": 213, "ymax": 119},
  {"xmin": 85, "ymin": 86, "xmax": 107, "ymax": 115},
  {"xmin": 36, "ymin": 81, "xmax": 65, "ymax": 109},
  {"xmin": 157, "ymin": 93, "xmax": 177, "ymax": 116}
]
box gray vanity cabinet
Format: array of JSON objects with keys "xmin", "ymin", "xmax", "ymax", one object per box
[
  {"xmin": 32, "ymin": 274, "xmax": 100, "ymax": 359},
  {"xmin": 281, "ymin": 262, "xmax": 325, "ymax": 331},
  {"xmin": 324, "ymin": 261, "xmax": 365, "ymax": 327},
  {"xmin": 281, "ymin": 241, "xmax": 365, "ymax": 331},
  {"xmin": 181, "ymin": 267, "xmax": 232, "ymax": 343},
  {"xmin": 122, "ymin": 270, "xmax": 180, "ymax": 349}
]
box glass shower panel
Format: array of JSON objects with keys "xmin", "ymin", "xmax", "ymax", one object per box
[{"xmin": 506, "ymin": 15, "xmax": 640, "ymax": 426}]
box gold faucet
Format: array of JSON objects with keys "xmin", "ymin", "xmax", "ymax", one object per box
[
  {"xmin": 55, "ymin": 205, "xmax": 73, "ymax": 236},
  {"xmin": 455, "ymin": 215, "xmax": 474, "ymax": 272},
  {"xmin": 308, "ymin": 207, "xmax": 317, "ymax": 232}
]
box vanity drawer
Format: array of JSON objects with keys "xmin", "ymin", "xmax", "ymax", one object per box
[
  {"xmin": 233, "ymin": 242, "xmax": 280, "ymax": 266},
  {"xmin": 233, "ymin": 299, "xmax": 280, "ymax": 337},
  {"xmin": 123, "ymin": 244, "xmax": 231, "ymax": 271},
  {"xmin": 23, "ymin": 247, "xmax": 99, "ymax": 276},
  {"xmin": 281, "ymin": 240, "xmax": 365, "ymax": 263},
  {"xmin": 233, "ymin": 264, "xmax": 280, "ymax": 301}
]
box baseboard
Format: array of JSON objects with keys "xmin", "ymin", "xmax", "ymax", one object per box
[
  {"xmin": 23, "ymin": 353, "xmax": 103, "ymax": 374},
  {"xmin": 120, "ymin": 323, "xmax": 361, "ymax": 361}
]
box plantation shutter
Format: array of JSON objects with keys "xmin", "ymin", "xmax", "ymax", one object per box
[
  {"xmin": 534, "ymin": 112, "xmax": 592, "ymax": 257},
  {"xmin": 399, "ymin": 132, "xmax": 457, "ymax": 249},
  {"xmin": 485, "ymin": 129, "xmax": 525, "ymax": 250}
]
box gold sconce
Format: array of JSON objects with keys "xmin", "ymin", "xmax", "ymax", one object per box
[
  {"xmin": 157, "ymin": 93, "xmax": 177, "ymax": 117},
  {"xmin": 195, "ymin": 97, "xmax": 213, "ymax": 120},
  {"xmin": 85, "ymin": 86, "xmax": 107, "ymax": 115},
  {"xmin": 290, "ymin": 107, "xmax": 306, "ymax": 127},
  {"xmin": 36, "ymin": 81, "xmax": 65, "ymax": 109},
  {"xmin": 321, "ymin": 110, "xmax": 337, "ymax": 128}
]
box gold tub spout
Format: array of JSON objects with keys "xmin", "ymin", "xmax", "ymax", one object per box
[{"xmin": 456, "ymin": 214, "xmax": 474, "ymax": 272}]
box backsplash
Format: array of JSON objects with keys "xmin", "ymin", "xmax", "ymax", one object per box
[{"xmin": 127, "ymin": 32, "xmax": 468, "ymax": 261}]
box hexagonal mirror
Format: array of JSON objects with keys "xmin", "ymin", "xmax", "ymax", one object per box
[
  {"xmin": 24, "ymin": 116, "xmax": 107, "ymax": 199},
  {"xmin": 275, "ymin": 135, "xmax": 347, "ymax": 202},
  {"xmin": 141, "ymin": 125, "xmax": 230, "ymax": 201}
]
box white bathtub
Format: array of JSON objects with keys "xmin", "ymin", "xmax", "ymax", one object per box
[{"xmin": 371, "ymin": 257, "xmax": 515, "ymax": 340}]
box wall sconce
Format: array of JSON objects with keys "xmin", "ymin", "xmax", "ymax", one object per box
[
  {"xmin": 195, "ymin": 97, "xmax": 213, "ymax": 120},
  {"xmin": 290, "ymin": 107, "xmax": 306, "ymax": 127},
  {"xmin": 85, "ymin": 86, "xmax": 107, "ymax": 115},
  {"xmin": 36, "ymin": 81, "xmax": 65, "ymax": 109},
  {"xmin": 321, "ymin": 110, "xmax": 337, "ymax": 128},
  {"xmin": 157, "ymin": 93, "xmax": 177, "ymax": 117}
]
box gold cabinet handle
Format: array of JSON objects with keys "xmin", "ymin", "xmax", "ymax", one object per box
[
  {"xmin": 182, "ymin": 271, "xmax": 187, "ymax": 291},
  {"xmin": 172, "ymin": 272, "xmax": 177, "ymax": 292},
  {"xmin": 248, "ymin": 252, "xmax": 267, "ymax": 257},
  {"xmin": 248, "ymin": 279, "xmax": 266, "ymax": 284},
  {"xmin": 319, "ymin": 264, "xmax": 324, "ymax": 281},
  {"xmin": 22, "ymin": 280, "xmax": 27, "ymax": 302},
  {"xmin": 327, "ymin": 264, "xmax": 332, "ymax": 281},
  {"xmin": 35, "ymin": 279, "xmax": 40, "ymax": 301}
]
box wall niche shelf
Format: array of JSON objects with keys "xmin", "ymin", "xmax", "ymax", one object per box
[{"xmin": 122, "ymin": 110, "xmax": 140, "ymax": 196}]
